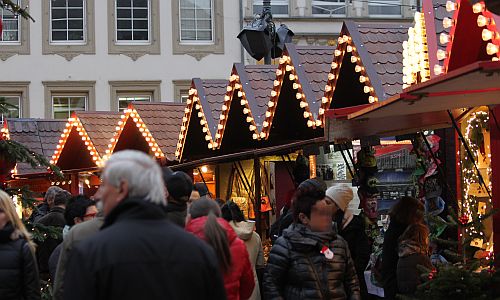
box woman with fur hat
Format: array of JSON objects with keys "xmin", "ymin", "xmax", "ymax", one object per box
[
  {"xmin": 326, "ymin": 184, "xmax": 370, "ymax": 299},
  {"xmin": 0, "ymin": 189, "xmax": 40, "ymax": 299}
]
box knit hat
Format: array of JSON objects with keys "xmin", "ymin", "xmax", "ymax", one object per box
[
  {"xmin": 164, "ymin": 170, "xmax": 193, "ymax": 202},
  {"xmin": 325, "ymin": 184, "xmax": 353, "ymax": 212}
]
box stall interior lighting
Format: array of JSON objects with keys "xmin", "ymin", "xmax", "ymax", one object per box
[{"xmin": 403, "ymin": 12, "xmax": 430, "ymax": 88}]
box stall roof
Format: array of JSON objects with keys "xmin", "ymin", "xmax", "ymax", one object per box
[
  {"xmin": 327, "ymin": 61, "xmax": 500, "ymax": 141},
  {"xmin": 175, "ymin": 79, "xmax": 228, "ymax": 160},
  {"xmin": 76, "ymin": 112, "xmax": 121, "ymax": 158},
  {"xmin": 5, "ymin": 119, "xmax": 65, "ymax": 175},
  {"xmin": 261, "ymin": 44, "xmax": 333, "ymax": 137},
  {"xmin": 108, "ymin": 102, "xmax": 185, "ymax": 162},
  {"xmin": 215, "ymin": 64, "xmax": 276, "ymax": 146}
]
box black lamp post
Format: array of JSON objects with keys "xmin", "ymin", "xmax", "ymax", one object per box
[{"xmin": 238, "ymin": 0, "xmax": 294, "ymax": 64}]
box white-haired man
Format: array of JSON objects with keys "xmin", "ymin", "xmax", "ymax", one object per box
[{"xmin": 63, "ymin": 150, "xmax": 226, "ymax": 300}]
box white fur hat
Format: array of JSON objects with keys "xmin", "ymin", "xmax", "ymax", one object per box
[{"xmin": 325, "ymin": 184, "xmax": 354, "ymax": 212}]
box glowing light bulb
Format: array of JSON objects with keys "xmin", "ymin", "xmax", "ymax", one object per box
[
  {"xmin": 296, "ymin": 93, "xmax": 302, "ymax": 99},
  {"xmin": 334, "ymin": 50, "xmax": 342, "ymax": 57},
  {"xmin": 487, "ymin": 43, "xmax": 499, "ymax": 55},
  {"xmin": 351, "ymin": 56, "xmax": 358, "ymax": 63},
  {"xmin": 434, "ymin": 64, "xmax": 444, "ymax": 75},
  {"xmin": 443, "ymin": 17, "xmax": 453, "ymax": 29},
  {"xmin": 328, "ymin": 73, "xmax": 335, "ymax": 80},
  {"xmin": 477, "ymin": 15, "xmax": 490, "ymax": 27},
  {"xmin": 289, "ymin": 74, "xmax": 296, "ymax": 81},
  {"xmin": 473, "ymin": 2, "xmax": 484, "ymax": 13},
  {"xmin": 322, "ymin": 97, "xmax": 328, "ymax": 104},
  {"xmin": 440, "ymin": 33, "xmax": 450, "ymax": 45},
  {"xmin": 437, "ymin": 49, "xmax": 447, "ymax": 60},
  {"xmin": 271, "ymin": 90, "xmax": 277, "ymax": 97},
  {"xmin": 249, "ymin": 124, "xmax": 256, "ymax": 131},
  {"xmin": 331, "ymin": 62, "xmax": 338, "ymax": 69},
  {"xmin": 300, "ymin": 101, "xmax": 308, "ymax": 108},
  {"xmin": 482, "ymin": 29, "xmax": 494, "ymax": 41},
  {"xmin": 268, "ymin": 101, "xmax": 275, "ymax": 107},
  {"xmin": 303, "ymin": 111, "xmax": 310, "ymax": 118},
  {"xmin": 445, "ymin": 1, "xmax": 456, "ymax": 12}
]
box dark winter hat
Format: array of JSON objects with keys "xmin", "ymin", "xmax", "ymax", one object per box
[{"xmin": 164, "ymin": 171, "xmax": 193, "ymax": 202}]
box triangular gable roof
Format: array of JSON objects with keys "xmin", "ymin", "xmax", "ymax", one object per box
[
  {"xmin": 176, "ymin": 79, "xmax": 227, "ymax": 161},
  {"xmin": 261, "ymin": 44, "xmax": 333, "ymax": 138},
  {"xmin": 53, "ymin": 112, "xmax": 120, "ymax": 170},
  {"xmin": 108, "ymin": 102, "xmax": 185, "ymax": 162},
  {"xmin": 322, "ymin": 21, "xmax": 409, "ymax": 120},
  {"xmin": 436, "ymin": 0, "xmax": 500, "ymax": 74},
  {"xmin": 215, "ymin": 64, "xmax": 275, "ymax": 146},
  {"xmin": 5, "ymin": 119, "xmax": 65, "ymax": 175}
]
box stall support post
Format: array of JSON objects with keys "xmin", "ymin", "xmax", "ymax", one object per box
[
  {"xmin": 254, "ymin": 157, "xmax": 262, "ymax": 236},
  {"xmin": 489, "ymin": 106, "xmax": 500, "ymax": 266}
]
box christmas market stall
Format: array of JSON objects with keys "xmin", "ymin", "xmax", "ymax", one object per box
[
  {"xmin": 106, "ymin": 102, "xmax": 186, "ymax": 164},
  {"xmin": 51, "ymin": 111, "xmax": 121, "ymax": 194},
  {"xmin": 2, "ymin": 118, "xmax": 66, "ymax": 193},
  {"xmin": 327, "ymin": 0, "xmax": 500, "ymax": 287}
]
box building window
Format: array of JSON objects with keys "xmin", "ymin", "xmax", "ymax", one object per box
[
  {"xmin": 252, "ymin": 0, "xmax": 288, "ymax": 17},
  {"xmin": 0, "ymin": 96, "xmax": 21, "ymax": 124},
  {"xmin": 108, "ymin": 0, "xmax": 160, "ymax": 59},
  {"xmin": 173, "ymin": 80, "xmax": 192, "ymax": 103},
  {"xmin": 0, "ymin": 0, "xmax": 21, "ymax": 43},
  {"xmin": 179, "ymin": 0, "xmax": 214, "ymax": 43},
  {"xmin": 116, "ymin": 0, "xmax": 150, "ymax": 44},
  {"xmin": 109, "ymin": 81, "xmax": 161, "ymax": 111},
  {"xmin": 52, "ymin": 95, "xmax": 87, "ymax": 119},
  {"xmin": 43, "ymin": 81, "xmax": 95, "ymax": 118},
  {"xmin": 117, "ymin": 94, "xmax": 151, "ymax": 111},
  {"xmin": 172, "ymin": 0, "xmax": 223, "ymax": 58},
  {"xmin": 0, "ymin": 0, "xmax": 30, "ymax": 60},
  {"xmin": 368, "ymin": 0, "xmax": 401, "ymax": 17},
  {"xmin": 50, "ymin": 0, "xmax": 86, "ymax": 44},
  {"xmin": 312, "ymin": 0, "xmax": 346, "ymax": 16}
]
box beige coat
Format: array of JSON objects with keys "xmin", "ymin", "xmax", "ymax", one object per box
[
  {"xmin": 53, "ymin": 216, "xmax": 104, "ymax": 300},
  {"xmin": 230, "ymin": 221, "xmax": 265, "ymax": 300}
]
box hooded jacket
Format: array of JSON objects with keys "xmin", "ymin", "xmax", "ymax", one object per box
[
  {"xmin": 397, "ymin": 240, "xmax": 432, "ymax": 295},
  {"xmin": 264, "ymin": 223, "xmax": 361, "ymax": 300},
  {"xmin": 186, "ymin": 217, "xmax": 255, "ymax": 300},
  {"xmin": 230, "ymin": 221, "xmax": 265, "ymax": 300},
  {"xmin": 63, "ymin": 197, "xmax": 226, "ymax": 300},
  {"xmin": 36, "ymin": 206, "xmax": 65, "ymax": 274},
  {"xmin": 0, "ymin": 223, "xmax": 40, "ymax": 300}
]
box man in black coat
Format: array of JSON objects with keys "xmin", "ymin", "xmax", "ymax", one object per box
[
  {"xmin": 36, "ymin": 189, "xmax": 72, "ymax": 277},
  {"xmin": 63, "ymin": 150, "xmax": 226, "ymax": 300}
]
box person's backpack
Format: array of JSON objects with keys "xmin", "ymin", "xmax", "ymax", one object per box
[{"xmin": 270, "ymin": 209, "xmax": 293, "ymax": 244}]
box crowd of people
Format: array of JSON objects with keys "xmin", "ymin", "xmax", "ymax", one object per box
[{"xmin": 0, "ymin": 149, "xmax": 441, "ymax": 300}]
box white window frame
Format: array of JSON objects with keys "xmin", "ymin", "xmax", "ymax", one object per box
[
  {"xmin": 49, "ymin": 0, "xmax": 87, "ymax": 45},
  {"xmin": 117, "ymin": 94, "xmax": 152, "ymax": 112},
  {"xmin": 252, "ymin": 0, "xmax": 289, "ymax": 17},
  {"xmin": 51, "ymin": 95, "xmax": 88, "ymax": 119},
  {"xmin": 0, "ymin": 95, "xmax": 22, "ymax": 124},
  {"xmin": 0, "ymin": 0, "xmax": 21, "ymax": 44},
  {"xmin": 368, "ymin": 0, "xmax": 402, "ymax": 18},
  {"xmin": 311, "ymin": 0, "xmax": 347, "ymax": 17},
  {"xmin": 115, "ymin": 0, "xmax": 151, "ymax": 45},
  {"xmin": 179, "ymin": 0, "xmax": 215, "ymax": 45}
]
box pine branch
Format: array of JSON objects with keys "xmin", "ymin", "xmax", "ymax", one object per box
[{"xmin": 0, "ymin": 0, "xmax": 34, "ymax": 21}]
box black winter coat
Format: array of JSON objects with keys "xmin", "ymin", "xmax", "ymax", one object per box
[
  {"xmin": 396, "ymin": 240, "xmax": 432, "ymax": 296},
  {"xmin": 338, "ymin": 215, "xmax": 370, "ymax": 298},
  {"xmin": 381, "ymin": 220, "xmax": 408, "ymax": 300},
  {"xmin": 264, "ymin": 224, "xmax": 361, "ymax": 300},
  {"xmin": 36, "ymin": 206, "xmax": 65, "ymax": 274},
  {"xmin": 0, "ymin": 223, "xmax": 40, "ymax": 300},
  {"xmin": 63, "ymin": 197, "xmax": 227, "ymax": 300},
  {"xmin": 165, "ymin": 201, "xmax": 187, "ymax": 228}
]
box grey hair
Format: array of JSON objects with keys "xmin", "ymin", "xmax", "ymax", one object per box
[{"xmin": 102, "ymin": 150, "xmax": 166, "ymax": 206}]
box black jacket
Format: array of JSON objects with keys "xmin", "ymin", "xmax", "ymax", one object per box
[
  {"xmin": 338, "ymin": 215, "xmax": 371, "ymax": 299},
  {"xmin": 381, "ymin": 220, "xmax": 408, "ymax": 299},
  {"xmin": 36, "ymin": 206, "xmax": 65, "ymax": 274},
  {"xmin": 63, "ymin": 197, "xmax": 226, "ymax": 300},
  {"xmin": 264, "ymin": 224, "xmax": 361, "ymax": 300},
  {"xmin": 165, "ymin": 201, "xmax": 187, "ymax": 228},
  {"xmin": 396, "ymin": 240, "xmax": 433, "ymax": 295},
  {"xmin": 0, "ymin": 223, "xmax": 40, "ymax": 300}
]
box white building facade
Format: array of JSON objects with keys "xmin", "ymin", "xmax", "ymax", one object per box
[{"xmin": 0, "ymin": 0, "xmax": 242, "ymax": 120}]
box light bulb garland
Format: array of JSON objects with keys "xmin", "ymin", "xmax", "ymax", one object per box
[
  {"xmin": 322, "ymin": 32, "xmax": 378, "ymax": 123},
  {"xmin": 107, "ymin": 107, "xmax": 165, "ymax": 161},
  {"xmin": 176, "ymin": 89, "xmax": 215, "ymax": 159},
  {"xmin": 403, "ymin": 12, "xmax": 430, "ymax": 88},
  {"xmin": 51, "ymin": 116, "xmax": 104, "ymax": 168},
  {"xmin": 460, "ymin": 109, "xmax": 493, "ymax": 254}
]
